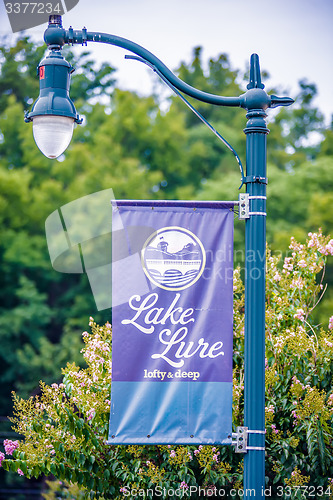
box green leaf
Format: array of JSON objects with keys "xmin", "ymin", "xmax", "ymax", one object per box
[
  {"xmin": 97, "ymin": 479, "xmax": 104, "ymax": 493},
  {"xmin": 50, "ymin": 463, "xmax": 58, "ymax": 476},
  {"xmin": 87, "ymin": 475, "xmax": 95, "ymax": 490},
  {"xmin": 316, "ymin": 419, "xmax": 327, "ymax": 474},
  {"xmin": 77, "ymin": 418, "xmax": 84, "ymax": 429},
  {"xmin": 19, "ymin": 460, "xmax": 28, "ymax": 475},
  {"xmin": 31, "ymin": 466, "xmax": 41, "ymax": 478}
]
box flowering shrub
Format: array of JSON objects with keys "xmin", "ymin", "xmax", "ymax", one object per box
[{"xmin": 1, "ymin": 231, "xmax": 333, "ymax": 498}]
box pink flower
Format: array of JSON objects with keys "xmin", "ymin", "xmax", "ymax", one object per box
[
  {"xmin": 329, "ymin": 316, "xmax": 333, "ymax": 330},
  {"xmin": 283, "ymin": 257, "xmax": 293, "ymax": 272},
  {"xmin": 170, "ymin": 450, "xmax": 176, "ymax": 458},
  {"xmin": 307, "ymin": 232, "xmax": 318, "ymax": 249},
  {"xmin": 4, "ymin": 439, "xmax": 19, "ymax": 455},
  {"xmin": 86, "ymin": 408, "xmax": 95, "ymax": 421},
  {"xmin": 17, "ymin": 468, "xmax": 24, "ymax": 476},
  {"xmin": 292, "ymin": 409, "xmax": 299, "ymax": 424},
  {"xmin": 298, "ymin": 259, "xmax": 307, "ymax": 268},
  {"xmin": 319, "ymin": 246, "xmax": 328, "ymax": 255},
  {"xmin": 326, "ymin": 240, "xmax": 333, "ymax": 255},
  {"xmin": 0, "ymin": 452, "xmax": 5, "ymax": 466},
  {"xmin": 213, "ymin": 454, "xmax": 219, "ymax": 462},
  {"xmin": 180, "ymin": 482, "xmax": 189, "ymax": 490},
  {"xmin": 291, "ymin": 277, "xmax": 304, "ymax": 289},
  {"xmin": 293, "ymin": 309, "xmax": 305, "ymax": 321}
]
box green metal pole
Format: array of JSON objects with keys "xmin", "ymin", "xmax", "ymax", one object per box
[{"xmin": 243, "ymin": 55, "xmax": 269, "ymax": 497}]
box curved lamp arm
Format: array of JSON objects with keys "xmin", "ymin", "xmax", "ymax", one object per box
[
  {"xmin": 43, "ymin": 17, "xmax": 293, "ymax": 111},
  {"xmin": 69, "ymin": 30, "xmax": 243, "ymax": 107}
]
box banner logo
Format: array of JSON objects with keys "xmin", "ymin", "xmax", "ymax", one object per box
[{"xmin": 141, "ymin": 226, "xmax": 206, "ymax": 291}]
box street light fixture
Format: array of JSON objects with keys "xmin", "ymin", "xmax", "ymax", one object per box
[
  {"xmin": 26, "ymin": 14, "xmax": 294, "ymax": 497},
  {"xmin": 24, "ymin": 16, "xmax": 82, "ymax": 158}
]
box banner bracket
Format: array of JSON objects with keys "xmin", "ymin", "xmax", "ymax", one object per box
[
  {"xmin": 238, "ymin": 193, "xmax": 250, "ymax": 220},
  {"xmin": 238, "ymin": 194, "xmax": 267, "ymax": 219},
  {"xmin": 232, "ymin": 426, "xmax": 266, "ymax": 453}
]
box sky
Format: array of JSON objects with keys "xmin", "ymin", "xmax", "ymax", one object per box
[{"xmin": 0, "ymin": 0, "xmax": 333, "ymax": 126}]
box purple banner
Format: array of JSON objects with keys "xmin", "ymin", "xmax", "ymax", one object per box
[{"xmin": 108, "ymin": 201, "xmax": 234, "ymax": 444}]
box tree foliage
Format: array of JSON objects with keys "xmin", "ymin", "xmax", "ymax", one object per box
[
  {"xmin": 0, "ymin": 32, "xmax": 333, "ymax": 496},
  {"xmin": 1, "ymin": 233, "xmax": 333, "ymax": 497}
]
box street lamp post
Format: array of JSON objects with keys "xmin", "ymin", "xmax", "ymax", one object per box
[
  {"xmin": 243, "ymin": 67, "xmax": 269, "ymax": 494},
  {"xmin": 26, "ymin": 14, "xmax": 293, "ymax": 497}
]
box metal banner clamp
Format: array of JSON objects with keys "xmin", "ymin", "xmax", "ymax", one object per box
[
  {"xmin": 238, "ymin": 193, "xmax": 267, "ymax": 219},
  {"xmin": 232, "ymin": 426, "xmax": 266, "ymax": 453}
]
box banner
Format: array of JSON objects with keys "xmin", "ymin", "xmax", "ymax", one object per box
[{"xmin": 108, "ymin": 201, "xmax": 234, "ymax": 445}]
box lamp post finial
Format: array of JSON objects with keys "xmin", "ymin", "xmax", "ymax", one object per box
[{"xmin": 247, "ymin": 53, "xmax": 265, "ymax": 90}]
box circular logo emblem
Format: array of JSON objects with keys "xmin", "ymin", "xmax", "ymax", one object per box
[{"xmin": 141, "ymin": 226, "xmax": 206, "ymax": 291}]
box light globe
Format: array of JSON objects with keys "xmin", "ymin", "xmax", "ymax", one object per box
[{"xmin": 32, "ymin": 115, "xmax": 74, "ymax": 159}]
